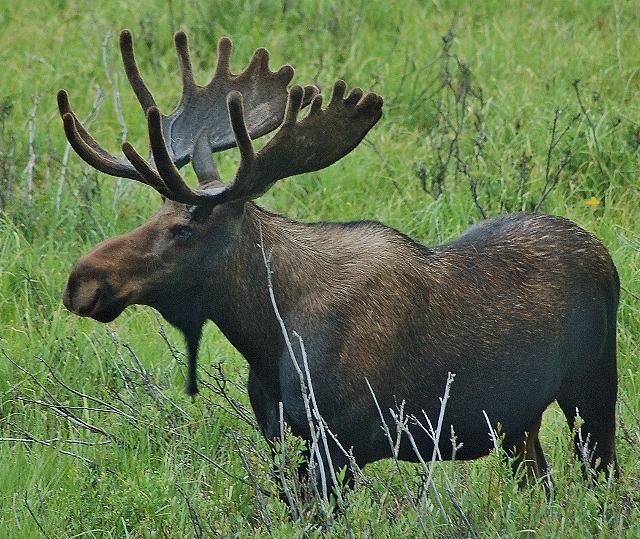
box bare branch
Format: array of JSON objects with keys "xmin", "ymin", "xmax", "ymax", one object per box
[
  {"xmin": 230, "ymin": 430, "xmax": 273, "ymax": 531},
  {"xmin": 277, "ymin": 402, "xmax": 301, "ymax": 520},
  {"xmin": 23, "ymin": 93, "xmax": 41, "ymax": 202},
  {"xmin": 23, "ymin": 492, "xmax": 52, "ymax": 539},
  {"xmin": 176, "ymin": 485, "xmax": 205, "ymax": 539},
  {"xmin": 534, "ymin": 108, "xmax": 580, "ymax": 212},
  {"xmin": 366, "ymin": 380, "xmax": 429, "ymax": 538},
  {"xmin": 258, "ymin": 224, "xmax": 337, "ymax": 519}
]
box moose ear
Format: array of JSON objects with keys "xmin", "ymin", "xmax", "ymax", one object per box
[{"xmin": 192, "ymin": 128, "xmax": 224, "ymax": 188}]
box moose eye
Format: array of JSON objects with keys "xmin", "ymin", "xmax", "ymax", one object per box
[{"xmin": 173, "ymin": 226, "xmax": 193, "ymax": 243}]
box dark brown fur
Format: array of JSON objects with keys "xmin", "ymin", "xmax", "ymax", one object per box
[
  {"xmin": 64, "ymin": 202, "xmax": 620, "ymax": 490},
  {"xmin": 61, "ymin": 30, "xmax": 619, "ymax": 496}
]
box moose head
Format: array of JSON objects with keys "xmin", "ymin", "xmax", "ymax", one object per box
[{"xmin": 60, "ymin": 30, "xmax": 382, "ymax": 396}]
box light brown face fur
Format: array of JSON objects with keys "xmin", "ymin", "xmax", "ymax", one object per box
[
  {"xmin": 63, "ymin": 199, "xmax": 243, "ymax": 322},
  {"xmin": 64, "ymin": 201, "xmax": 189, "ymax": 321}
]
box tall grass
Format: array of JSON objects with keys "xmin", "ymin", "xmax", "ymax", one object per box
[{"xmin": 1, "ymin": 0, "xmax": 639, "ymax": 536}]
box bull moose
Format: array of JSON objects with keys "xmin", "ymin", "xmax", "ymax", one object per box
[{"xmin": 60, "ymin": 30, "xmax": 619, "ymax": 496}]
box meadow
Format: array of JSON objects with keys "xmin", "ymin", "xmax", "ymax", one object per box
[{"xmin": 1, "ymin": 0, "xmax": 640, "ymax": 536}]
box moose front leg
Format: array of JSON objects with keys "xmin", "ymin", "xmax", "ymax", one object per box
[
  {"xmin": 247, "ymin": 368, "xmax": 309, "ymax": 508},
  {"xmin": 248, "ymin": 368, "xmax": 281, "ymax": 442},
  {"xmin": 248, "ymin": 368, "xmax": 351, "ymax": 508}
]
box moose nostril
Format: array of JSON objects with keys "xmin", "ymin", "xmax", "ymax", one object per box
[
  {"xmin": 63, "ymin": 279, "xmax": 102, "ymax": 316},
  {"xmin": 62, "ymin": 286, "xmax": 73, "ymax": 311}
]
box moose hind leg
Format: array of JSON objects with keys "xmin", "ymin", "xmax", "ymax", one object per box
[
  {"xmin": 506, "ymin": 417, "xmax": 553, "ymax": 495},
  {"xmin": 557, "ymin": 340, "xmax": 620, "ymax": 480}
]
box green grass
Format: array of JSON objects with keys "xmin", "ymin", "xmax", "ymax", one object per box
[{"xmin": 1, "ymin": 0, "xmax": 640, "ymax": 536}]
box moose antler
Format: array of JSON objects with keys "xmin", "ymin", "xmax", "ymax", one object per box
[
  {"xmin": 58, "ymin": 30, "xmax": 314, "ymax": 184},
  {"xmin": 119, "ymin": 80, "xmax": 383, "ymax": 207}
]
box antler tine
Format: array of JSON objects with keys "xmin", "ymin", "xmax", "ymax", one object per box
[
  {"xmin": 147, "ymin": 107, "xmax": 214, "ymax": 203},
  {"xmin": 192, "ymin": 128, "xmax": 223, "ymax": 186},
  {"xmin": 124, "ymin": 107, "xmax": 221, "ymax": 205},
  {"xmin": 242, "ymin": 46, "xmax": 276, "ymax": 83},
  {"xmin": 227, "ymin": 91, "xmax": 257, "ymax": 171},
  {"xmin": 121, "ymin": 141, "xmax": 174, "ymax": 199},
  {"xmin": 173, "ymin": 31, "xmax": 197, "ymax": 95},
  {"xmin": 212, "ymin": 37, "xmax": 233, "ymax": 80},
  {"xmin": 57, "ymin": 90, "xmax": 143, "ymax": 181},
  {"xmin": 120, "ymin": 30, "xmax": 157, "ymax": 113}
]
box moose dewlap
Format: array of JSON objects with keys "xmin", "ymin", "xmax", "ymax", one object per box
[{"xmin": 61, "ymin": 30, "xmax": 619, "ymax": 495}]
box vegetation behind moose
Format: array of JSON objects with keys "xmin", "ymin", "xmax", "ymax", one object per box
[{"xmin": 60, "ymin": 30, "xmax": 620, "ymax": 497}]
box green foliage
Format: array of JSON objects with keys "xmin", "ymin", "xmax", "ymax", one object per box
[{"xmin": 1, "ymin": 0, "xmax": 639, "ymax": 536}]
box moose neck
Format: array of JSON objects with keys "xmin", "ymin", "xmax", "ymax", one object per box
[
  {"xmin": 200, "ymin": 202, "xmax": 322, "ymax": 390},
  {"xmin": 195, "ymin": 201, "xmax": 401, "ymax": 391},
  {"xmin": 158, "ymin": 199, "xmax": 418, "ymax": 397}
]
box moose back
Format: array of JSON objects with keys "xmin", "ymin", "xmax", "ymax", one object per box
[{"xmin": 60, "ymin": 30, "xmax": 620, "ymax": 493}]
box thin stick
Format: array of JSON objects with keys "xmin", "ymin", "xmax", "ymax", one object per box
[
  {"xmin": 1, "ymin": 427, "xmax": 96, "ymax": 467},
  {"xmin": 534, "ymin": 107, "xmax": 580, "ymax": 212},
  {"xmin": 230, "ymin": 430, "xmax": 274, "ymax": 531},
  {"xmin": 176, "ymin": 485, "xmax": 205, "ymax": 539},
  {"xmin": 258, "ymin": 224, "xmax": 335, "ymax": 519},
  {"xmin": 294, "ymin": 331, "xmax": 343, "ymax": 505},
  {"xmin": 367, "ymin": 380, "xmax": 429, "ymax": 538},
  {"xmin": 35, "ymin": 355, "xmax": 138, "ymax": 424},
  {"xmin": 23, "ymin": 492, "xmax": 52, "ymax": 539},
  {"xmin": 572, "ymin": 79, "xmax": 605, "ymax": 175},
  {"xmin": 0, "ymin": 437, "xmax": 108, "ymax": 447},
  {"xmin": 23, "ymin": 93, "xmax": 41, "ymax": 202},
  {"xmin": 4, "ymin": 351, "xmax": 115, "ymax": 440},
  {"xmin": 278, "ymin": 401, "xmax": 301, "ymax": 520}
]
